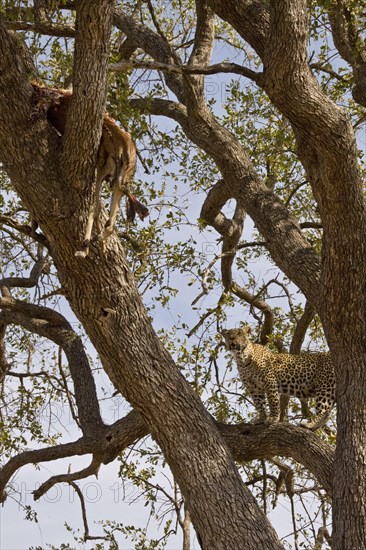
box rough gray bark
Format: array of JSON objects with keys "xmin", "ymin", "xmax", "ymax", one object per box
[
  {"xmin": 0, "ymin": 278, "xmax": 333, "ymax": 505},
  {"xmin": 117, "ymin": 7, "xmax": 321, "ymax": 305},
  {"xmin": 0, "ymin": 8, "xmax": 283, "ymax": 550},
  {"xmin": 205, "ymin": 1, "xmax": 366, "ymax": 547},
  {"xmin": 1, "ymin": 1, "xmax": 365, "ymax": 548},
  {"xmin": 328, "ymin": 3, "xmax": 366, "ymax": 107},
  {"xmin": 116, "ymin": 2, "xmax": 366, "ymax": 546}
]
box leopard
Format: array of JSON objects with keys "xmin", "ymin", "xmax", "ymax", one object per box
[{"xmin": 222, "ymin": 326, "xmax": 335, "ymax": 430}]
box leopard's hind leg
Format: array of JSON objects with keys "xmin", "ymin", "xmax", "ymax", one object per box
[{"xmin": 300, "ymin": 393, "xmax": 334, "ymax": 430}]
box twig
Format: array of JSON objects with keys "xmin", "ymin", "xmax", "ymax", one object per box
[
  {"xmin": 300, "ymin": 221, "xmax": 323, "ymax": 229},
  {"xmin": 0, "ymin": 322, "xmax": 8, "ymax": 382},
  {"xmin": 191, "ymin": 250, "xmax": 237, "ymax": 305},
  {"xmin": 68, "ymin": 480, "xmax": 107, "ymax": 542},
  {"xmin": 1, "ymin": 256, "xmax": 50, "ymax": 292},
  {"xmin": 187, "ymin": 301, "xmax": 223, "ymax": 338},
  {"xmin": 33, "ymin": 456, "xmax": 102, "ymax": 501},
  {"xmin": 237, "ymin": 240, "xmax": 266, "ymax": 250},
  {"xmin": 285, "ymin": 180, "xmax": 308, "ymax": 206},
  {"xmin": 4, "ymin": 20, "xmax": 75, "ymax": 37},
  {"xmin": 109, "ymin": 59, "xmax": 261, "ymax": 82},
  {"xmin": 310, "ymin": 62, "xmax": 349, "ymax": 82},
  {"xmin": 231, "ymin": 282, "xmax": 274, "ymax": 343}
]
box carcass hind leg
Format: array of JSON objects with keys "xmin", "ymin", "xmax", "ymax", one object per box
[
  {"xmin": 75, "ymin": 176, "xmax": 103, "ymax": 258},
  {"xmin": 98, "ymin": 186, "xmax": 124, "ymax": 244}
]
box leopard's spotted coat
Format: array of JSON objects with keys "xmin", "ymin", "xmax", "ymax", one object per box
[{"xmin": 222, "ymin": 327, "xmax": 334, "ymax": 430}]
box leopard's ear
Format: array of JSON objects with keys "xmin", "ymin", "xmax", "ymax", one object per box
[{"xmin": 242, "ymin": 325, "xmax": 252, "ymax": 335}]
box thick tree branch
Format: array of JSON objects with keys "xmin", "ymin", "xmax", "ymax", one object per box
[
  {"xmin": 0, "ymin": 296, "xmax": 103, "ymax": 434},
  {"xmin": 0, "ymin": 21, "xmax": 63, "ymax": 234},
  {"xmin": 62, "ymin": 0, "xmax": 114, "ymax": 190},
  {"xmin": 217, "ymin": 196, "xmax": 245, "ymax": 287},
  {"xmin": 216, "ymin": 421, "xmax": 334, "ymax": 496},
  {"xmin": 200, "ymin": 179, "xmax": 246, "ymax": 288},
  {"xmin": 0, "ymin": 19, "xmax": 34, "ymax": 140},
  {"xmin": 118, "ymin": 36, "xmax": 139, "ymax": 60},
  {"xmin": 115, "ymin": 12, "xmax": 321, "ymax": 306},
  {"xmin": 328, "ymin": 4, "xmax": 366, "ymax": 106},
  {"xmin": 1, "ymin": 256, "xmax": 49, "ymax": 291},
  {"xmin": 299, "ymin": 221, "xmax": 322, "ymax": 230},
  {"xmin": 209, "ymin": 1, "xmax": 365, "ymax": 224},
  {"xmin": 199, "ymin": 179, "xmax": 274, "ymax": 339},
  {"xmin": 0, "ymin": 322, "xmax": 8, "ymax": 382},
  {"xmin": 5, "ymin": 20, "xmax": 75, "ymax": 37},
  {"xmin": 200, "ymin": 179, "xmax": 239, "ymax": 235},
  {"xmin": 189, "ymin": 1, "xmax": 216, "ymax": 67},
  {"xmin": 290, "ymin": 301, "xmax": 315, "ymax": 354},
  {"xmin": 207, "ymin": 0, "xmax": 269, "ymax": 58},
  {"xmin": 231, "ymin": 283, "xmax": 274, "ymax": 343},
  {"xmin": 135, "ymin": 93, "xmax": 321, "ymax": 304},
  {"xmin": 0, "ymin": 409, "xmax": 334, "ymax": 504},
  {"xmin": 129, "ymin": 97, "xmax": 188, "ymax": 125},
  {"xmin": 0, "ymin": 410, "xmax": 148, "ymax": 503},
  {"xmin": 187, "ymin": 0, "xmax": 216, "ymax": 100},
  {"xmin": 33, "ymin": 456, "xmax": 102, "ymax": 501},
  {"xmin": 263, "ymin": 2, "xmax": 365, "ymax": 225},
  {"xmin": 0, "ymin": 215, "xmax": 50, "ymax": 248},
  {"xmin": 328, "ymin": 3, "xmax": 357, "ymax": 68},
  {"xmin": 113, "ymin": 11, "xmax": 186, "ymax": 104}
]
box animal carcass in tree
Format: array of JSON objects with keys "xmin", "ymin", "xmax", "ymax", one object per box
[{"xmin": 31, "ymin": 83, "xmax": 149, "ymax": 257}]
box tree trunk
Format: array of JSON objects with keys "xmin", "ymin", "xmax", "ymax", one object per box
[
  {"xmin": 321, "ymin": 229, "xmax": 366, "ymax": 549},
  {"xmin": 205, "ymin": 1, "xmax": 366, "ymax": 546},
  {"xmin": 0, "ymin": 17, "xmax": 283, "ymax": 550},
  {"xmin": 332, "ymin": 353, "xmax": 366, "ymax": 548}
]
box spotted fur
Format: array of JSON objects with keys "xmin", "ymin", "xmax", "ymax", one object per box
[{"xmin": 222, "ymin": 327, "xmax": 335, "ymax": 430}]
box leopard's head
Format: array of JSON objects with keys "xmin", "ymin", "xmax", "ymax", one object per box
[{"xmin": 222, "ymin": 326, "xmax": 252, "ymax": 352}]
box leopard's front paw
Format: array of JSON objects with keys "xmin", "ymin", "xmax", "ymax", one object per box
[
  {"xmin": 252, "ymin": 417, "xmax": 268, "ymax": 425},
  {"xmin": 266, "ymin": 415, "xmax": 280, "ymax": 425}
]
